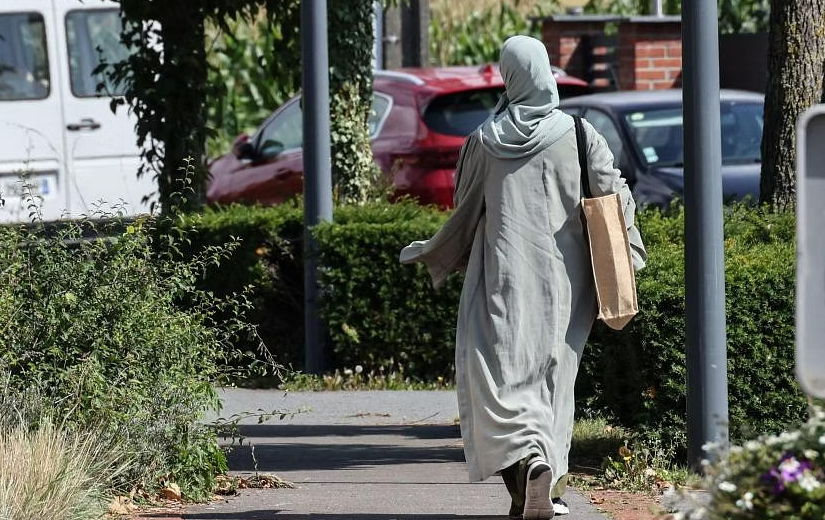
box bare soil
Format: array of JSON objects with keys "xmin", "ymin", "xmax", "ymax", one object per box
[
  {"xmin": 570, "ymin": 463, "xmax": 676, "ymax": 520},
  {"xmin": 585, "ymin": 489, "xmax": 671, "ymax": 520}
]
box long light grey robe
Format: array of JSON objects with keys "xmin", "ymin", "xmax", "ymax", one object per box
[{"xmin": 400, "ymin": 117, "xmax": 646, "ymax": 485}]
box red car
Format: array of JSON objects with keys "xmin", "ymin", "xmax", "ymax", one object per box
[{"xmin": 207, "ymin": 65, "xmax": 591, "ymax": 209}]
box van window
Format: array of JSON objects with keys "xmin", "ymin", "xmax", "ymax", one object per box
[
  {"xmin": 0, "ymin": 13, "xmax": 50, "ymax": 101},
  {"xmin": 66, "ymin": 9, "xmax": 129, "ymax": 97}
]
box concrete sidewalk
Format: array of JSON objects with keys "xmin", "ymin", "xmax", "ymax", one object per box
[{"xmin": 178, "ymin": 389, "xmax": 612, "ymax": 520}]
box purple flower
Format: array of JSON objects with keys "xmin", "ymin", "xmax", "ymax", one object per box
[{"xmin": 762, "ymin": 453, "xmax": 813, "ymax": 495}]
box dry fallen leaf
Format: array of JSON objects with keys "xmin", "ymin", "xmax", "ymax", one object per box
[
  {"xmin": 108, "ymin": 496, "xmax": 138, "ymax": 516},
  {"xmin": 242, "ymin": 474, "xmax": 295, "ymax": 489},
  {"xmin": 160, "ymin": 482, "xmax": 182, "ymax": 501}
]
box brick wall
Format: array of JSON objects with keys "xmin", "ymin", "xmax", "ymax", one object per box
[
  {"xmin": 539, "ymin": 15, "xmax": 683, "ymax": 91},
  {"xmin": 617, "ymin": 17, "xmax": 682, "ymax": 90},
  {"xmin": 542, "ymin": 16, "xmax": 620, "ymax": 81}
]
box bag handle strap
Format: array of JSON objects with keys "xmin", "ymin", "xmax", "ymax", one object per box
[{"xmin": 573, "ymin": 115, "xmax": 592, "ymax": 199}]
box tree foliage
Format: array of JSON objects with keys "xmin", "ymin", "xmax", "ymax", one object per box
[
  {"xmin": 110, "ymin": 0, "xmax": 285, "ymax": 212},
  {"xmin": 111, "ymin": 0, "xmax": 378, "ymax": 211},
  {"xmin": 718, "ymin": 0, "xmax": 770, "ymax": 33},
  {"xmin": 760, "ymin": 0, "xmax": 825, "ymax": 209},
  {"xmin": 582, "ymin": 0, "xmax": 769, "ymax": 33}
]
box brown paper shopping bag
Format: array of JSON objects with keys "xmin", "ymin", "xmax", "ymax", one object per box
[{"xmin": 573, "ymin": 116, "xmax": 639, "ymax": 330}]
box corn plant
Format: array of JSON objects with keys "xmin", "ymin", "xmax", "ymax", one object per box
[
  {"xmin": 429, "ymin": 0, "xmax": 550, "ymax": 66},
  {"xmin": 206, "ymin": 10, "xmax": 300, "ymax": 157}
]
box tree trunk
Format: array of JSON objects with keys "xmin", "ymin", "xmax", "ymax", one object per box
[
  {"xmin": 327, "ymin": 0, "xmax": 381, "ymax": 205},
  {"xmin": 157, "ymin": 1, "xmax": 209, "ymax": 212},
  {"xmin": 116, "ymin": 0, "xmax": 210, "ymax": 213},
  {"xmin": 760, "ymin": 0, "xmax": 825, "ymax": 210}
]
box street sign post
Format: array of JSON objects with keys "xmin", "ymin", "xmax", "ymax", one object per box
[{"xmin": 796, "ymin": 104, "xmax": 825, "ymax": 398}]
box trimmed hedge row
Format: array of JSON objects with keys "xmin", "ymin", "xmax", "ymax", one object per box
[
  {"xmin": 183, "ymin": 202, "xmax": 803, "ymax": 448},
  {"xmin": 579, "ymin": 207, "xmax": 800, "ymax": 449}
]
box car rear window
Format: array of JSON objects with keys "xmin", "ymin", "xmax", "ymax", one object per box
[
  {"xmin": 557, "ymin": 84, "xmax": 592, "ymax": 98},
  {"xmin": 422, "ymin": 88, "xmax": 504, "ymax": 136}
]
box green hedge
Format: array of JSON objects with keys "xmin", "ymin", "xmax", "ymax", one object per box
[
  {"xmin": 579, "ymin": 206, "xmax": 800, "ymax": 450},
  {"xmin": 182, "ymin": 201, "xmax": 450, "ymax": 371},
  {"xmin": 167, "ymin": 202, "xmax": 307, "ymax": 366},
  {"xmin": 183, "ymin": 202, "xmax": 804, "ymax": 449},
  {"xmin": 314, "ymin": 211, "xmax": 461, "ymax": 381}
]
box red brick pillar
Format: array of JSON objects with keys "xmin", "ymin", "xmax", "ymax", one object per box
[
  {"xmin": 539, "ymin": 15, "xmax": 620, "ymax": 80},
  {"xmin": 617, "ymin": 17, "xmax": 682, "ymax": 90}
]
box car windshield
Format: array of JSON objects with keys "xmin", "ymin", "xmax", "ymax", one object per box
[
  {"xmin": 623, "ymin": 102, "xmax": 764, "ymax": 167},
  {"xmin": 422, "ymin": 88, "xmax": 504, "ymax": 136}
]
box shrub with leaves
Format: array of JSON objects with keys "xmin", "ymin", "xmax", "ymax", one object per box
[
  {"xmin": 666, "ymin": 407, "xmax": 825, "ymax": 519},
  {"xmin": 0, "ymin": 201, "xmax": 261, "ymax": 500},
  {"xmin": 168, "ymin": 202, "xmax": 307, "ymax": 371},
  {"xmin": 576, "ymin": 203, "xmax": 801, "ymax": 455}
]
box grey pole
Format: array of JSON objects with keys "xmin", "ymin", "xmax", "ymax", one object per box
[
  {"xmin": 301, "ymin": 0, "xmax": 333, "ymax": 374},
  {"xmin": 653, "ymin": 0, "xmax": 664, "ymax": 16},
  {"xmin": 682, "ymin": 0, "xmax": 729, "ymax": 468},
  {"xmin": 373, "ymin": 1, "xmax": 384, "ymax": 70}
]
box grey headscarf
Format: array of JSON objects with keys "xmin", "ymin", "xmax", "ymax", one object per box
[{"xmin": 479, "ymin": 35, "xmax": 574, "ymax": 158}]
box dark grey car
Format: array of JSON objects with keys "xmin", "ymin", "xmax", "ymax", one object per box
[{"xmin": 560, "ymin": 89, "xmax": 764, "ymax": 208}]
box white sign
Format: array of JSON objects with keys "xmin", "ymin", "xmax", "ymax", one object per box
[{"xmin": 796, "ymin": 104, "xmax": 825, "ymax": 398}]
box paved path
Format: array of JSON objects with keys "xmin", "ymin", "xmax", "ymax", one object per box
[{"xmin": 181, "ymin": 389, "xmax": 611, "ymax": 520}]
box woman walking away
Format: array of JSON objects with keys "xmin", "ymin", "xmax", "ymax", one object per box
[{"xmin": 399, "ymin": 35, "xmax": 646, "ymax": 520}]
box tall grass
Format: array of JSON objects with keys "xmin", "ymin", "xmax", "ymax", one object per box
[
  {"xmin": 0, "ymin": 419, "xmax": 127, "ymax": 520},
  {"xmin": 205, "ymin": 8, "xmax": 300, "ymax": 157}
]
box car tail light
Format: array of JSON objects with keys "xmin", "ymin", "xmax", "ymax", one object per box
[{"xmin": 388, "ymin": 147, "xmax": 460, "ymax": 208}]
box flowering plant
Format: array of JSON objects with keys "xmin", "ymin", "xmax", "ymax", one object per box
[{"xmin": 667, "ymin": 407, "xmax": 825, "ymax": 519}]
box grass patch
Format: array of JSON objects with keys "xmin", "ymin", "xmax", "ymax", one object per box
[
  {"xmin": 279, "ymin": 365, "xmax": 454, "ymax": 391},
  {"xmin": 0, "ymin": 419, "xmax": 127, "ymax": 520},
  {"xmin": 571, "ymin": 417, "xmax": 628, "ymax": 463}
]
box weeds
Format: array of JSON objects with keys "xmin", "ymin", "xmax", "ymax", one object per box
[
  {"xmin": 598, "ymin": 438, "xmax": 690, "ymax": 493},
  {"xmin": 571, "ymin": 417, "xmax": 628, "ymax": 460},
  {"xmin": 568, "ymin": 416, "xmax": 691, "ymax": 494},
  {"xmin": 279, "ymin": 364, "xmax": 453, "ymax": 391}
]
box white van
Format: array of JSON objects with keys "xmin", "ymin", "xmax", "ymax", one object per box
[{"xmin": 0, "ymin": 0, "xmax": 154, "ymax": 223}]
